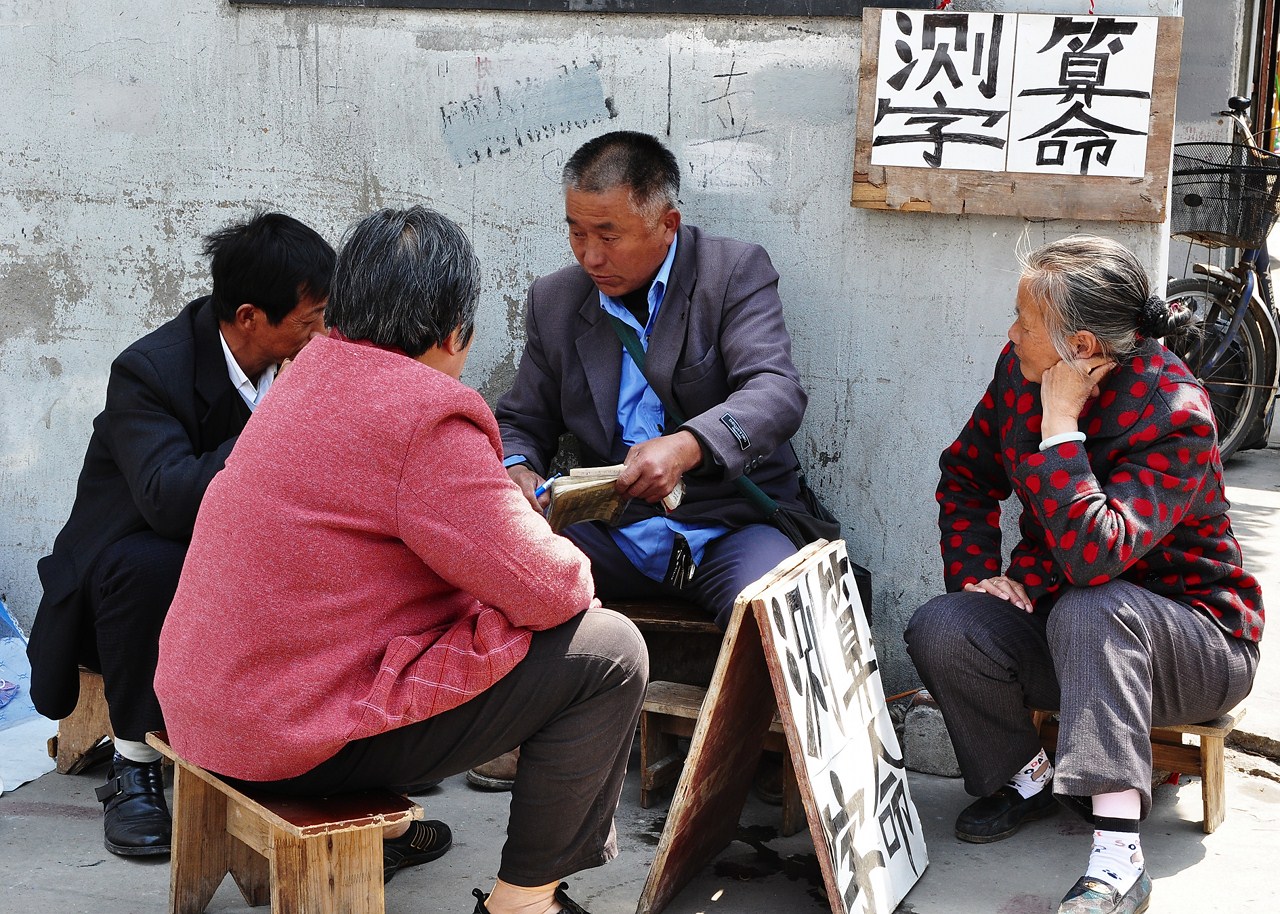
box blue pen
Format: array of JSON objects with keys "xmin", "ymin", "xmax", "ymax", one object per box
[{"xmin": 533, "ymin": 473, "xmax": 563, "ymax": 499}]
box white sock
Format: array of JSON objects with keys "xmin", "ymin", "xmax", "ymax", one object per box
[
  {"xmin": 1006, "ymin": 748, "xmax": 1053, "ymax": 799},
  {"xmin": 113, "ymin": 738, "xmax": 161, "ymax": 764},
  {"xmin": 1085, "ymin": 829, "xmax": 1144, "ymax": 895}
]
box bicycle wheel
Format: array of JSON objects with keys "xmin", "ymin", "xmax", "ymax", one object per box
[{"xmin": 1164, "ymin": 277, "xmax": 1270, "ymax": 461}]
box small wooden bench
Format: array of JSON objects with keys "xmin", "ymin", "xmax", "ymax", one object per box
[
  {"xmin": 614, "ymin": 600, "xmax": 723, "ymax": 688},
  {"xmin": 1031, "ymin": 706, "xmax": 1246, "ymax": 834},
  {"xmin": 613, "ymin": 600, "xmax": 721, "ymax": 635},
  {"xmin": 47, "ymin": 667, "xmax": 115, "ymax": 774},
  {"xmin": 147, "ymin": 731, "xmax": 421, "ymax": 914},
  {"xmin": 640, "ymin": 680, "xmax": 805, "ymax": 836}
]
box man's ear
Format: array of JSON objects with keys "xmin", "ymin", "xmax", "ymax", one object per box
[
  {"xmin": 1069, "ymin": 330, "xmax": 1103, "ymax": 359},
  {"xmin": 661, "ymin": 207, "xmax": 681, "ymax": 242},
  {"xmin": 233, "ymin": 303, "xmax": 259, "ymax": 332}
]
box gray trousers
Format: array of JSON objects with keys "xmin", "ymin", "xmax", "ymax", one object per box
[
  {"xmin": 905, "ymin": 581, "xmax": 1258, "ymax": 819},
  {"xmin": 234, "ymin": 608, "xmax": 649, "ymax": 886}
]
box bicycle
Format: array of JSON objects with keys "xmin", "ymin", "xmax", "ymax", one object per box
[{"xmin": 1165, "ymin": 96, "xmax": 1280, "ymax": 461}]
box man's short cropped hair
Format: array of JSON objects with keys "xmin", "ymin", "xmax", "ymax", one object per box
[
  {"xmin": 325, "ymin": 206, "xmax": 481, "ymax": 358},
  {"xmin": 203, "ymin": 212, "xmax": 335, "ymax": 325},
  {"xmin": 562, "ymin": 131, "xmax": 680, "ymax": 216}
]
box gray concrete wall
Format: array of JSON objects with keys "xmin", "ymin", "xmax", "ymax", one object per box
[
  {"xmin": 1, "ymin": 0, "xmax": 1183, "ymax": 693},
  {"xmin": 1176, "ymin": 0, "xmax": 1252, "ymax": 144}
]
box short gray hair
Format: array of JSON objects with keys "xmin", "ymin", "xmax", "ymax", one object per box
[
  {"xmin": 326, "ymin": 206, "xmax": 480, "ymax": 358},
  {"xmin": 562, "ymin": 131, "xmax": 680, "ymax": 218},
  {"xmin": 1020, "ymin": 234, "xmax": 1187, "ymax": 361}
]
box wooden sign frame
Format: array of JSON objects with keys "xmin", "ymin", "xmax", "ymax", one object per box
[
  {"xmin": 231, "ymin": 0, "xmax": 936, "ymax": 17},
  {"xmin": 637, "ymin": 540, "xmax": 927, "ymax": 914},
  {"xmin": 851, "ymin": 8, "xmax": 1184, "ymax": 222}
]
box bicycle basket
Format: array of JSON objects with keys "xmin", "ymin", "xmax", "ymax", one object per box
[{"xmin": 1170, "ymin": 142, "xmax": 1280, "ymax": 249}]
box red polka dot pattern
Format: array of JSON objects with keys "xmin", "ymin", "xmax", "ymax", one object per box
[{"xmin": 936, "ymin": 340, "xmax": 1264, "ymax": 644}]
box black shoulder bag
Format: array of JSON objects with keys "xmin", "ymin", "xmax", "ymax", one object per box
[{"xmin": 605, "ymin": 315, "xmax": 841, "ymax": 549}]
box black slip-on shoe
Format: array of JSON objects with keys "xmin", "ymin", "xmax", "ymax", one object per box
[
  {"xmin": 1058, "ymin": 872, "xmax": 1152, "ymax": 914},
  {"xmin": 472, "ymin": 882, "xmax": 592, "ymax": 913},
  {"xmin": 954, "ymin": 783, "xmax": 1058, "ymax": 843},
  {"xmin": 383, "ymin": 819, "xmax": 452, "ymax": 883},
  {"xmin": 95, "ymin": 754, "xmax": 171, "ymax": 857}
]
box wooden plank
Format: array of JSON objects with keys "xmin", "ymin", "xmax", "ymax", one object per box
[
  {"xmin": 228, "ymin": 839, "xmax": 271, "ymax": 907},
  {"xmin": 1155, "ymin": 707, "xmax": 1244, "ymax": 738},
  {"xmin": 168, "ymin": 764, "xmax": 232, "ymax": 914},
  {"xmin": 852, "ymin": 11, "xmax": 1184, "ymax": 223},
  {"xmin": 636, "ymin": 542, "xmax": 827, "ymax": 914},
  {"xmin": 230, "ymin": 1, "xmax": 935, "ymax": 18},
  {"xmin": 614, "ymin": 601, "xmax": 720, "ymax": 635},
  {"xmin": 50, "ymin": 668, "xmax": 115, "ymax": 774},
  {"xmin": 1200, "ymin": 734, "xmax": 1227, "ymax": 834},
  {"xmin": 272, "ymin": 829, "xmax": 385, "ymax": 914},
  {"xmin": 148, "ymin": 732, "xmax": 420, "ymax": 838},
  {"xmin": 643, "ymin": 681, "xmax": 714, "ymax": 716}
]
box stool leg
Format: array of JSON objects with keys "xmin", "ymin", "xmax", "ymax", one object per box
[
  {"xmin": 1200, "ymin": 734, "xmax": 1226, "ymax": 834},
  {"xmin": 168, "ymin": 765, "xmax": 231, "ymax": 914},
  {"xmin": 779, "ymin": 751, "xmax": 805, "ymax": 837},
  {"xmin": 272, "ymin": 829, "xmax": 384, "ymax": 914},
  {"xmin": 640, "ymin": 712, "xmax": 681, "ymax": 809},
  {"xmin": 52, "ymin": 670, "xmax": 115, "ymax": 774},
  {"xmin": 229, "ymin": 838, "xmax": 270, "ymax": 907}
]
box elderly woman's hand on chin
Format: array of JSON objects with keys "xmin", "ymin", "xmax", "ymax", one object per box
[{"xmin": 1039, "ymin": 354, "xmax": 1117, "ymax": 440}]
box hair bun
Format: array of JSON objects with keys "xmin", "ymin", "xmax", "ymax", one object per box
[
  {"xmin": 1140, "ymin": 290, "xmax": 1196, "ymax": 338},
  {"xmin": 1137, "ymin": 292, "xmax": 1170, "ymax": 336}
]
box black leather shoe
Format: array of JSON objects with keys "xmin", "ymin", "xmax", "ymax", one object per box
[
  {"xmin": 471, "ymin": 882, "xmax": 592, "ymax": 913},
  {"xmin": 955, "ymin": 784, "xmax": 1057, "ymax": 843},
  {"xmin": 383, "ymin": 819, "xmax": 452, "ymax": 883},
  {"xmin": 95, "ymin": 754, "xmax": 171, "ymax": 857}
]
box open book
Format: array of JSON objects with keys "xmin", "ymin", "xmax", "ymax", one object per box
[{"xmin": 544, "ymin": 465, "xmax": 685, "ymax": 534}]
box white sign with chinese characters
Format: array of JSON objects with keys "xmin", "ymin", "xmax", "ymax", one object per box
[
  {"xmin": 871, "ymin": 11, "xmax": 1157, "ymax": 178},
  {"xmin": 757, "ymin": 541, "xmax": 927, "ymax": 914}
]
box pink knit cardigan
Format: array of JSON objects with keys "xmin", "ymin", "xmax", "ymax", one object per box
[{"xmin": 154, "ymin": 336, "xmax": 594, "ymax": 781}]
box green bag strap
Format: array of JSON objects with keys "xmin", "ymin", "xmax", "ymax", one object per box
[{"xmin": 604, "ymin": 313, "xmax": 780, "ymax": 519}]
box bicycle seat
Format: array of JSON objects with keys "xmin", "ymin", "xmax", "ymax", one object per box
[{"xmin": 1227, "ymin": 96, "xmax": 1253, "ymax": 112}]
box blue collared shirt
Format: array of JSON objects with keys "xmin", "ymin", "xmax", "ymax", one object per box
[{"xmin": 596, "ymin": 234, "xmax": 729, "ymax": 582}]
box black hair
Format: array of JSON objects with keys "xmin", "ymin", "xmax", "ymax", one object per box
[
  {"xmin": 202, "ymin": 212, "xmax": 335, "ymax": 325},
  {"xmin": 562, "ymin": 131, "xmax": 680, "ymax": 214}
]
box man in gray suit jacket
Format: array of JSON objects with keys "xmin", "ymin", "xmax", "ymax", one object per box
[
  {"xmin": 27, "ymin": 213, "xmax": 333, "ymax": 858},
  {"xmin": 496, "ymin": 130, "xmax": 807, "ymax": 634}
]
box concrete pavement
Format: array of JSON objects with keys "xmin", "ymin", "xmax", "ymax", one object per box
[{"xmin": 2, "ymin": 438, "xmax": 1278, "ymax": 914}]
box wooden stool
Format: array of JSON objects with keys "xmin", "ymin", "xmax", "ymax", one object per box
[
  {"xmin": 613, "ymin": 600, "xmax": 721, "ymax": 635},
  {"xmin": 640, "ymin": 680, "xmax": 805, "ymax": 836},
  {"xmin": 615, "ymin": 600, "xmax": 723, "ymax": 688},
  {"xmin": 147, "ymin": 731, "xmax": 421, "ymax": 914},
  {"xmin": 47, "ymin": 667, "xmax": 115, "ymax": 774},
  {"xmin": 1031, "ymin": 706, "xmax": 1245, "ymax": 834}
]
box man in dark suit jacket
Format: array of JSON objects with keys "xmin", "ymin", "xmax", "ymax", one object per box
[
  {"xmin": 487, "ymin": 131, "xmax": 808, "ymax": 789},
  {"xmin": 27, "ymin": 212, "xmax": 334, "ymax": 857}
]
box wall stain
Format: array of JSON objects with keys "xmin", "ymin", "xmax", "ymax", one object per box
[
  {"xmin": 476, "ymin": 347, "xmax": 517, "ymax": 409},
  {"xmin": 0, "ymin": 246, "xmax": 87, "ymax": 345}
]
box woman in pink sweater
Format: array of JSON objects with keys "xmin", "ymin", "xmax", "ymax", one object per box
[{"xmin": 155, "ymin": 206, "xmax": 647, "ymax": 914}]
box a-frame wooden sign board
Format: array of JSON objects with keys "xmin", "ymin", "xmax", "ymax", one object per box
[{"xmin": 636, "ymin": 540, "xmax": 928, "ymax": 914}]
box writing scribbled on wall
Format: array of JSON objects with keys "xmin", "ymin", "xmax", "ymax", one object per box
[{"xmin": 439, "ymin": 60, "xmax": 616, "ymax": 167}]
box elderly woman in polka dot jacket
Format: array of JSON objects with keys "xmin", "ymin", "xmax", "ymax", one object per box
[{"xmin": 906, "ymin": 235, "xmax": 1263, "ymax": 914}]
